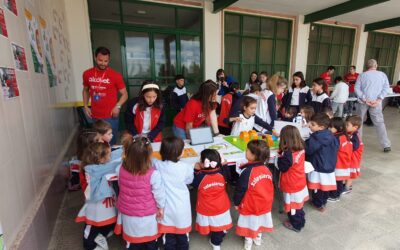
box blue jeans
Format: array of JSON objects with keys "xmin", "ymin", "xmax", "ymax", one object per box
[
  {"xmin": 173, "ymin": 125, "xmax": 187, "ymax": 140},
  {"xmin": 91, "ymin": 117, "xmax": 119, "ymax": 145}
]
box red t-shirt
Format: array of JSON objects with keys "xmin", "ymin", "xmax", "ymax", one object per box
[
  {"xmin": 174, "ymin": 99, "xmax": 207, "ymax": 129},
  {"xmin": 320, "ymin": 72, "xmax": 331, "ymax": 93},
  {"xmin": 83, "ymin": 67, "xmax": 125, "ymax": 119},
  {"xmin": 344, "ymin": 73, "xmax": 359, "ymax": 93},
  {"xmin": 393, "ymin": 86, "xmax": 400, "ymax": 93}
]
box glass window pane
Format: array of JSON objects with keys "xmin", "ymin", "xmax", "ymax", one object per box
[
  {"xmin": 321, "ymin": 26, "xmax": 332, "ymax": 43},
  {"xmin": 259, "ymin": 39, "xmax": 273, "ymax": 64},
  {"xmin": 309, "ymin": 25, "xmax": 319, "ymax": 42},
  {"xmin": 332, "ymin": 28, "xmax": 342, "ymax": 44},
  {"xmin": 243, "ymin": 16, "xmax": 260, "ymax": 36},
  {"xmin": 273, "ymin": 65, "xmax": 288, "ymax": 78},
  {"xmin": 319, "ymin": 44, "xmax": 329, "ymax": 65},
  {"xmin": 261, "ymin": 18, "xmax": 275, "ymax": 38},
  {"xmin": 177, "ymin": 8, "xmax": 201, "ymax": 30},
  {"xmin": 259, "ymin": 64, "xmax": 272, "ymax": 76},
  {"xmin": 374, "ymin": 34, "xmax": 383, "ymax": 47},
  {"xmin": 125, "ymin": 32, "xmax": 151, "ymax": 78},
  {"xmin": 88, "ymin": 0, "xmax": 120, "ymax": 23},
  {"xmin": 154, "ymin": 33, "xmax": 176, "ymax": 78},
  {"xmin": 276, "ymin": 21, "xmax": 289, "ymax": 39},
  {"xmin": 225, "ymin": 36, "xmax": 240, "ymax": 62},
  {"xmin": 275, "ymin": 40, "xmax": 288, "ymax": 64},
  {"xmin": 331, "ymin": 45, "xmax": 341, "ymax": 65},
  {"xmin": 307, "ymin": 42, "xmax": 318, "ymax": 64},
  {"xmin": 122, "ymin": 2, "xmax": 176, "ymax": 28},
  {"xmin": 180, "ymin": 35, "xmax": 201, "ymax": 78},
  {"xmin": 92, "ymin": 29, "xmax": 123, "ymax": 73},
  {"xmin": 242, "ymin": 38, "xmax": 257, "ymax": 63},
  {"xmin": 127, "ymin": 82, "xmax": 143, "ymax": 98},
  {"xmin": 378, "ymin": 49, "xmax": 389, "ymax": 66},
  {"xmin": 241, "ymin": 64, "xmax": 257, "ymax": 84},
  {"xmin": 343, "ymin": 29, "xmax": 353, "ymax": 45},
  {"xmin": 340, "ymin": 46, "xmax": 351, "ymax": 65},
  {"xmin": 225, "ymin": 64, "xmax": 240, "ymax": 85},
  {"xmin": 367, "ymin": 33, "xmax": 375, "ymax": 47},
  {"xmin": 383, "ymin": 35, "xmax": 392, "ymax": 48},
  {"xmin": 225, "ymin": 14, "xmax": 240, "ymax": 35}
]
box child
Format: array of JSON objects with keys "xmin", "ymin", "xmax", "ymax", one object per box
[
  {"xmin": 320, "ymin": 66, "xmax": 335, "ymax": 94},
  {"xmin": 75, "ymin": 142, "xmax": 117, "ymax": 250},
  {"xmin": 234, "ymin": 140, "xmax": 274, "ymax": 250},
  {"xmin": 305, "ymin": 113, "xmax": 338, "ymax": 211},
  {"xmin": 277, "ymin": 125, "xmax": 308, "ymax": 232},
  {"xmin": 311, "ymin": 77, "xmax": 331, "ymax": 113},
  {"xmin": 115, "ymin": 136, "xmax": 165, "ymax": 249},
  {"xmin": 323, "ymin": 106, "xmax": 334, "ymax": 119},
  {"xmin": 216, "ymin": 68, "xmax": 230, "ymax": 98},
  {"xmin": 344, "ymin": 115, "xmax": 364, "ymax": 194},
  {"xmin": 254, "ymin": 83, "xmax": 277, "ymax": 134},
  {"xmin": 153, "ymin": 136, "xmax": 194, "ymax": 250},
  {"xmin": 244, "ymin": 71, "xmax": 258, "ymax": 91},
  {"xmin": 171, "ymin": 74, "xmax": 189, "ymax": 112},
  {"xmin": 299, "ymin": 105, "xmax": 314, "ymax": 126},
  {"xmin": 229, "ymin": 96, "xmax": 276, "ymax": 136},
  {"xmin": 125, "ymin": 81, "xmax": 165, "ymax": 142},
  {"xmin": 193, "ymin": 149, "xmax": 232, "ymax": 250},
  {"xmin": 281, "ymin": 106, "xmax": 297, "ymax": 122},
  {"xmin": 218, "ymin": 82, "xmax": 241, "ymax": 135},
  {"xmin": 330, "ymin": 76, "xmax": 349, "ymax": 117},
  {"xmin": 93, "ymin": 119, "xmax": 113, "ymax": 144},
  {"xmin": 258, "ymin": 71, "xmax": 268, "ymax": 90},
  {"xmin": 328, "ymin": 118, "xmax": 353, "ymax": 201},
  {"xmin": 282, "ymin": 71, "xmax": 312, "ymax": 115}
]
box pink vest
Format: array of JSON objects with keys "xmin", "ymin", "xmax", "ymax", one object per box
[{"xmin": 117, "ymin": 166, "xmax": 157, "ymax": 217}]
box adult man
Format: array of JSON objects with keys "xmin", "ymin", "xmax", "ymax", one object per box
[
  {"xmin": 355, "ymin": 59, "xmax": 391, "ymax": 152},
  {"xmin": 320, "ymin": 65, "xmax": 335, "ymax": 94},
  {"xmin": 82, "ymin": 47, "xmax": 128, "ymax": 144}
]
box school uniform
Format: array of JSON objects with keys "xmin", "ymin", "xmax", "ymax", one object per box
[
  {"xmin": 171, "ymin": 85, "xmax": 189, "ymax": 112},
  {"xmin": 277, "ymin": 150, "xmax": 308, "ymax": 231},
  {"xmin": 311, "ymin": 92, "xmax": 331, "ymax": 113},
  {"xmin": 218, "ymin": 92, "xmax": 238, "ymax": 135},
  {"xmin": 320, "ymin": 71, "xmax": 332, "ymax": 93},
  {"xmin": 125, "ymin": 98, "xmax": 165, "ymax": 142},
  {"xmin": 254, "ymin": 89, "xmax": 276, "ymax": 133},
  {"xmin": 349, "ymin": 131, "xmax": 364, "ymax": 179},
  {"xmin": 282, "ymin": 86, "xmax": 312, "ymax": 114},
  {"xmin": 306, "ymin": 129, "xmax": 339, "ymax": 208},
  {"xmin": 193, "ymin": 167, "xmax": 232, "ymax": 246},
  {"xmin": 230, "ymin": 113, "xmax": 274, "ymax": 136},
  {"xmin": 234, "ymin": 162, "xmax": 274, "ymax": 238}
]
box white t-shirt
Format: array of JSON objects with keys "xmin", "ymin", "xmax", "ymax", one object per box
[{"xmin": 290, "ymin": 88, "xmax": 301, "ymax": 106}]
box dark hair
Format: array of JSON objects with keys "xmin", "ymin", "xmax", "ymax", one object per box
[
  {"xmin": 323, "ymin": 106, "xmax": 334, "ymax": 117},
  {"xmin": 216, "ymin": 68, "xmax": 225, "ymax": 81},
  {"xmin": 247, "ymin": 140, "xmax": 270, "ymax": 163},
  {"xmin": 259, "ymin": 71, "xmax": 268, "ymax": 79},
  {"xmin": 249, "ymin": 71, "xmax": 258, "ymax": 84},
  {"xmin": 200, "ymin": 149, "xmax": 222, "ymax": 169},
  {"xmin": 327, "ymin": 66, "xmax": 336, "ymax": 71},
  {"xmin": 82, "ymin": 142, "xmax": 111, "ymax": 167},
  {"xmin": 95, "ymin": 47, "xmax": 110, "ymax": 57},
  {"xmin": 286, "ymin": 106, "xmax": 298, "ymax": 116},
  {"xmin": 346, "ymin": 115, "xmax": 362, "ymax": 128},
  {"xmin": 330, "ymin": 117, "xmax": 350, "ymax": 140},
  {"xmin": 192, "ymin": 80, "xmax": 219, "ymax": 113},
  {"xmin": 229, "ymin": 82, "xmax": 240, "ymax": 92},
  {"xmin": 175, "ymin": 74, "xmax": 185, "ymax": 81},
  {"xmin": 160, "ymin": 136, "xmax": 184, "ymax": 162},
  {"xmin": 243, "ymin": 82, "xmax": 262, "ymax": 95},
  {"xmin": 240, "ymin": 96, "xmax": 257, "ymax": 113},
  {"xmin": 93, "ymin": 120, "xmax": 112, "ymax": 135},
  {"xmin": 279, "ymin": 125, "xmax": 305, "ymax": 151},
  {"xmin": 77, "ymin": 129, "xmax": 100, "ymax": 160},
  {"xmin": 138, "ymin": 80, "xmax": 162, "ymax": 111},
  {"xmin": 350, "ymin": 65, "xmax": 356, "ymax": 70},
  {"xmin": 123, "ymin": 136, "xmax": 153, "ymax": 175},
  {"xmin": 334, "ymin": 76, "xmax": 343, "ymax": 83},
  {"xmin": 300, "ymin": 105, "xmax": 314, "ymax": 122},
  {"xmin": 292, "ymin": 71, "xmax": 306, "ymax": 88},
  {"xmin": 397, "ymin": 80, "xmax": 400, "ymax": 85},
  {"xmin": 312, "ymin": 77, "xmax": 326, "ymax": 93},
  {"xmin": 310, "ymin": 113, "xmax": 331, "ymax": 128}
]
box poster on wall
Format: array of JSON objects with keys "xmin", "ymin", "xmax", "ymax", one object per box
[
  {"xmin": 24, "ymin": 8, "xmax": 44, "ymax": 74},
  {"xmin": 0, "ymin": 67, "xmax": 19, "ymax": 100},
  {"xmin": 11, "ymin": 43, "xmax": 28, "ymax": 71},
  {"xmin": 3, "ymin": 0, "xmax": 17, "ymax": 16},
  {"xmin": 39, "ymin": 16, "xmax": 57, "ymax": 87},
  {"xmin": 0, "ymin": 8, "xmax": 8, "ymax": 37}
]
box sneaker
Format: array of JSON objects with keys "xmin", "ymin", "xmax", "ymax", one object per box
[
  {"xmin": 244, "ymin": 237, "xmax": 253, "ymax": 250},
  {"xmin": 253, "ymin": 233, "xmax": 262, "ymax": 246},
  {"xmin": 283, "ymin": 221, "xmax": 300, "ymax": 233},
  {"xmin": 94, "ymin": 234, "xmax": 109, "ymax": 250},
  {"xmin": 384, "ymin": 147, "xmax": 391, "ymax": 153},
  {"xmin": 209, "ymin": 240, "xmax": 221, "ymax": 250},
  {"xmin": 327, "ymin": 197, "xmax": 340, "ymax": 202},
  {"xmin": 342, "ymin": 186, "xmax": 352, "ymax": 195},
  {"xmin": 311, "ymin": 202, "xmax": 326, "ymax": 212}
]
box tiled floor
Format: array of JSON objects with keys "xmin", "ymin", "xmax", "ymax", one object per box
[{"xmin": 48, "ymin": 107, "xmax": 400, "ymax": 250}]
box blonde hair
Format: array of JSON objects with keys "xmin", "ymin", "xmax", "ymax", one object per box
[{"xmin": 267, "ymin": 74, "xmax": 288, "ymax": 95}]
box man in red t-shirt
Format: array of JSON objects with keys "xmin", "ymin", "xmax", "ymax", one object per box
[
  {"xmin": 343, "ymin": 65, "xmax": 359, "ymax": 116},
  {"xmin": 82, "ymin": 47, "xmax": 128, "ymax": 144},
  {"xmin": 320, "ymin": 66, "xmax": 335, "ymax": 95}
]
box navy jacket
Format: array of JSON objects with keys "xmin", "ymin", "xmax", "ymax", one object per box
[
  {"xmin": 305, "ymin": 129, "xmax": 339, "ymax": 173},
  {"xmin": 171, "ymin": 86, "xmax": 189, "ymax": 112},
  {"xmin": 311, "ymin": 92, "xmax": 331, "ymax": 113},
  {"xmin": 350, "ymin": 131, "xmax": 360, "ymax": 151},
  {"xmin": 282, "ymin": 86, "xmax": 312, "ymax": 109}
]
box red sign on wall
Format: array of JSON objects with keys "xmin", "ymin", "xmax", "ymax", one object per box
[
  {"xmin": 4, "ymin": 0, "xmax": 18, "ymax": 16},
  {"xmin": 0, "ymin": 8, "xmax": 8, "ymax": 37}
]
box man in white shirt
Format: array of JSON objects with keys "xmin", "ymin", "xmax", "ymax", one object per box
[{"xmin": 330, "ymin": 76, "xmax": 349, "ymax": 117}]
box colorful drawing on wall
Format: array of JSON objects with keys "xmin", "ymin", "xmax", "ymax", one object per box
[
  {"xmin": 0, "ymin": 222, "xmax": 5, "ymax": 250},
  {"xmin": 24, "ymin": 8, "xmax": 44, "ymax": 74},
  {"xmin": 0, "ymin": 67, "xmax": 19, "ymax": 100},
  {"xmin": 11, "ymin": 43, "xmax": 28, "ymax": 71},
  {"xmin": 3, "ymin": 0, "xmax": 17, "ymax": 16},
  {"xmin": 39, "ymin": 16, "xmax": 57, "ymax": 87},
  {"xmin": 0, "ymin": 8, "xmax": 8, "ymax": 37}
]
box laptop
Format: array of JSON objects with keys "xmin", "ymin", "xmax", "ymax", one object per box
[{"xmin": 189, "ymin": 127, "xmax": 214, "ymax": 146}]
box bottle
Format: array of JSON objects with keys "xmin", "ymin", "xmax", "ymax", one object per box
[{"xmin": 293, "ymin": 113, "xmax": 303, "ymax": 124}]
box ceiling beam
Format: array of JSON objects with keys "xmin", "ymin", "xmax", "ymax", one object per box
[
  {"xmin": 364, "ymin": 17, "xmax": 400, "ymax": 32},
  {"xmin": 213, "ymin": 0, "xmax": 238, "ymax": 13},
  {"xmin": 304, "ymin": 0, "xmax": 390, "ymax": 24}
]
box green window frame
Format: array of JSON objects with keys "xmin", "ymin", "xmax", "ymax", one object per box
[
  {"xmin": 224, "ymin": 13, "xmax": 292, "ymax": 87},
  {"xmin": 306, "ymin": 24, "xmax": 355, "ymax": 84},
  {"xmin": 87, "ymin": 0, "xmax": 204, "ymax": 99},
  {"xmin": 364, "ymin": 32, "xmax": 400, "ymax": 83}
]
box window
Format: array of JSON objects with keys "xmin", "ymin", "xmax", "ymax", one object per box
[
  {"xmin": 365, "ymin": 32, "xmax": 400, "ymax": 83},
  {"xmin": 224, "ymin": 13, "xmax": 292, "ymax": 86},
  {"xmin": 88, "ymin": 0, "xmax": 203, "ymax": 98},
  {"xmin": 306, "ymin": 24, "xmax": 355, "ymax": 84}
]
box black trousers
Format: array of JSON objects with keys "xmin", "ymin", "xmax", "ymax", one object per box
[
  {"xmin": 164, "ymin": 233, "xmax": 189, "ymax": 250},
  {"xmin": 127, "ymin": 240, "xmax": 158, "ymax": 250},
  {"xmin": 312, "ymin": 190, "xmax": 329, "ymax": 208},
  {"xmin": 329, "ymin": 181, "xmax": 343, "ymax": 199},
  {"xmin": 210, "ymin": 231, "xmax": 226, "ymax": 246},
  {"xmin": 218, "ymin": 126, "xmax": 231, "ymax": 136},
  {"xmin": 287, "ymin": 208, "xmax": 305, "ymax": 230},
  {"xmin": 83, "ymin": 224, "xmax": 114, "ymax": 250}
]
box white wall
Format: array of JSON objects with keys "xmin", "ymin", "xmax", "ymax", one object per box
[{"xmin": 293, "ymin": 15, "xmax": 310, "ymax": 76}]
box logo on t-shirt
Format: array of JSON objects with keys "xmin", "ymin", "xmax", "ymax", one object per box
[{"xmin": 88, "ymin": 77, "xmax": 110, "ymax": 84}]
